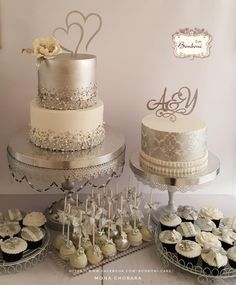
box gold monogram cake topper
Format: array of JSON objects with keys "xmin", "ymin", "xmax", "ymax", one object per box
[
  {"xmin": 53, "ymin": 10, "xmax": 102, "ymax": 55},
  {"xmin": 147, "ymin": 86, "xmax": 198, "ymax": 122}
]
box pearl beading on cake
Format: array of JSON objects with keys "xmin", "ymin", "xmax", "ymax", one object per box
[
  {"xmin": 29, "ymin": 124, "xmax": 105, "ymax": 152},
  {"xmin": 38, "ymin": 83, "xmax": 97, "ymax": 110}
]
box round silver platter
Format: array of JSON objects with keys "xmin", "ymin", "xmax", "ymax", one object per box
[
  {"xmin": 7, "ymin": 126, "xmax": 125, "ymax": 185},
  {"xmin": 155, "ymin": 224, "xmax": 236, "ymax": 285},
  {"xmin": 129, "ymin": 149, "xmax": 220, "ymax": 188},
  {"xmin": 0, "ymin": 227, "xmax": 50, "ymax": 274}
]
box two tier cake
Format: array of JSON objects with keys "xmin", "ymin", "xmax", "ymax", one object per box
[{"xmin": 29, "ymin": 53, "xmax": 105, "ymax": 152}]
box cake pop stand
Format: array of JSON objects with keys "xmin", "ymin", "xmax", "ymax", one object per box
[
  {"xmin": 7, "ymin": 126, "xmax": 126, "ymax": 231},
  {"xmin": 129, "ymin": 149, "xmax": 220, "ymax": 224}
]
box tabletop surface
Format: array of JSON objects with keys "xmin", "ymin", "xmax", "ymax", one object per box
[{"xmin": 0, "ymin": 193, "xmax": 235, "ymax": 285}]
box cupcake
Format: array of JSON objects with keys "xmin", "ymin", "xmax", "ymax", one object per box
[
  {"xmin": 140, "ymin": 225, "xmax": 153, "ymax": 242},
  {"xmin": 199, "ymin": 208, "xmax": 223, "ymax": 227},
  {"xmin": 128, "ymin": 228, "xmax": 143, "ymax": 247},
  {"xmin": 70, "ymin": 247, "xmax": 88, "ymax": 269},
  {"xmin": 21, "ymin": 226, "xmax": 45, "ymax": 249},
  {"xmin": 0, "ymin": 223, "xmax": 21, "ymax": 240},
  {"xmin": 223, "ymin": 217, "xmax": 236, "ymax": 232},
  {"xmin": 195, "ymin": 232, "xmax": 221, "ymax": 248},
  {"xmin": 177, "ymin": 205, "xmax": 198, "ymax": 223},
  {"xmin": 86, "ymin": 245, "xmax": 103, "ymax": 265},
  {"xmin": 201, "ymin": 246, "xmax": 228, "ymax": 275},
  {"xmin": 227, "ymin": 246, "xmax": 236, "ymax": 269},
  {"xmin": 159, "ymin": 213, "xmax": 182, "ymax": 231},
  {"xmin": 5, "ymin": 209, "xmax": 23, "ymax": 225},
  {"xmin": 177, "ymin": 222, "xmax": 200, "ymax": 241},
  {"xmin": 194, "ymin": 217, "xmax": 216, "ymax": 232},
  {"xmin": 159, "ymin": 230, "xmax": 182, "ymax": 252},
  {"xmin": 23, "ymin": 212, "xmax": 46, "ymax": 228},
  {"xmin": 1, "ymin": 237, "xmax": 27, "ymax": 262},
  {"xmin": 212, "ymin": 227, "xmax": 236, "ymax": 250},
  {"xmin": 175, "ymin": 240, "xmax": 201, "ymax": 266},
  {"xmin": 101, "ymin": 239, "xmax": 117, "ymax": 257},
  {"xmin": 59, "ymin": 240, "xmax": 76, "ymax": 261}
]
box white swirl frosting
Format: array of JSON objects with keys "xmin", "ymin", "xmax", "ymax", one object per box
[
  {"xmin": 200, "ymin": 207, "xmax": 223, "ymax": 220},
  {"xmin": 201, "ymin": 246, "xmax": 228, "ymax": 268},
  {"xmin": 159, "ymin": 230, "xmax": 182, "ymax": 244},
  {"xmin": 194, "ymin": 217, "xmax": 216, "ymax": 232},
  {"xmin": 159, "ymin": 213, "xmax": 181, "ymax": 227}
]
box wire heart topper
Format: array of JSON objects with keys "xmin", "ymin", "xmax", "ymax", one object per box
[{"xmin": 53, "ymin": 10, "xmax": 102, "ymax": 55}]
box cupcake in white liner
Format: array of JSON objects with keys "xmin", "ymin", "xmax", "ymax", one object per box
[
  {"xmin": 159, "ymin": 213, "xmax": 182, "ymax": 231},
  {"xmin": 23, "ymin": 212, "xmax": 46, "ymax": 228},
  {"xmin": 70, "ymin": 247, "xmax": 88, "ymax": 269},
  {"xmin": 223, "ymin": 217, "xmax": 236, "ymax": 232},
  {"xmin": 1, "ymin": 237, "xmax": 27, "ymax": 262},
  {"xmin": 194, "ymin": 216, "xmax": 216, "ymax": 232},
  {"xmin": 212, "ymin": 227, "xmax": 236, "ymax": 250},
  {"xmin": 159, "ymin": 230, "xmax": 182, "ymax": 252},
  {"xmin": 227, "ymin": 246, "xmax": 236, "ymax": 269},
  {"xmin": 177, "ymin": 205, "xmax": 198, "ymax": 223},
  {"xmin": 0, "ymin": 223, "xmax": 21, "ymax": 240},
  {"xmin": 21, "ymin": 226, "xmax": 45, "ymax": 249},
  {"xmin": 177, "ymin": 222, "xmax": 201, "ymax": 241},
  {"xmin": 201, "ymin": 246, "xmax": 228, "ymax": 275},
  {"xmin": 59, "ymin": 240, "xmax": 76, "ymax": 261},
  {"xmin": 175, "ymin": 240, "xmax": 201, "ymax": 266},
  {"xmin": 199, "ymin": 208, "xmax": 223, "ymax": 227},
  {"xmin": 86, "ymin": 244, "xmax": 103, "ymax": 265},
  {"xmin": 5, "ymin": 209, "xmax": 23, "ymax": 225},
  {"xmin": 101, "ymin": 239, "xmax": 117, "ymax": 257},
  {"xmin": 195, "ymin": 232, "xmax": 221, "ymax": 248}
]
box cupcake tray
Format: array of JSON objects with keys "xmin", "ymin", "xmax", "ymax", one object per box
[
  {"xmin": 49, "ymin": 240, "xmax": 153, "ymax": 276},
  {"xmin": 155, "ymin": 224, "xmax": 236, "ymax": 285},
  {"xmin": 0, "ymin": 227, "xmax": 50, "ymax": 274}
]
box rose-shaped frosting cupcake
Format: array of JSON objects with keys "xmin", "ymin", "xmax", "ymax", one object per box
[
  {"xmin": 199, "ymin": 208, "xmax": 223, "ymax": 227},
  {"xmin": 33, "ymin": 37, "xmax": 61, "ymax": 59},
  {"xmin": 195, "ymin": 231, "xmax": 221, "ymax": 248},
  {"xmin": 213, "ymin": 227, "xmax": 236, "ymax": 250}
]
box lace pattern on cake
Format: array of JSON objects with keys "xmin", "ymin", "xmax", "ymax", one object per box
[
  {"xmin": 38, "ymin": 82, "xmax": 97, "ymax": 110},
  {"xmin": 141, "ymin": 124, "xmax": 207, "ymax": 162},
  {"xmin": 29, "ymin": 124, "xmax": 105, "ymax": 151}
]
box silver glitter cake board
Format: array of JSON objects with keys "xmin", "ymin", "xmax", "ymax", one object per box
[
  {"xmin": 0, "ymin": 227, "xmax": 50, "ymax": 274},
  {"xmin": 49, "ymin": 241, "xmax": 153, "ymax": 276},
  {"xmin": 7, "ymin": 126, "xmax": 125, "ymax": 170}
]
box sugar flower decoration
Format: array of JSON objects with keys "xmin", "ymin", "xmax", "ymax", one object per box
[{"xmin": 33, "ymin": 37, "xmax": 61, "ymax": 59}]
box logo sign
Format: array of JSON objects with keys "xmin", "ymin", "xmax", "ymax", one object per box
[{"xmin": 172, "ymin": 28, "xmax": 212, "ymax": 59}]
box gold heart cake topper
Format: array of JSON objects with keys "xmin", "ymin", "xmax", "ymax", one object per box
[
  {"xmin": 147, "ymin": 86, "xmax": 198, "ymax": 122},
  {"xmin": 53, "ymin": 10, "xmax": 102, "ymax": 55}
]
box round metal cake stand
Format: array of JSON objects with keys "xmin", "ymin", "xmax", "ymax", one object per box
[
  {"xmin": 0, "ymin": 227, "xmax": 50, "ymax": 274},
  {"xmin": 129, "ymin": 149, "xmax": 220, "ymax": 224},
  {"xmin": 7, "ymin": 126, "xmax": 126, "ymax": 230}
]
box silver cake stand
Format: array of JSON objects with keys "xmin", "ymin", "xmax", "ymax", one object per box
[
  {"xmin": 129, "ymin": 149, "xmax": 220, "ymax": 224},
  {"xmin": 7, "ymin": 126, "xmax": 125, "ymax": 230}
]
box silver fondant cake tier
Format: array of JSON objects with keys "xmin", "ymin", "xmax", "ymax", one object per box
[
  {"xmin": 140, "ymin": 115, "xmax": 208, "ymax": 177},
  {"xmin": 38, "ymin": 53, "xmax": 97, "ymax": 110}
]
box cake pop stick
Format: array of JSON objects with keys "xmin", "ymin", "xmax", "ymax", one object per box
[
  {"xmin": 78, "ymin": 211, "xmax": 83, "ymax": 249},
  {"xmin": 97, "ymin": 193, "xmax": 101, "ymax": 207},
  {"xmin": 64, "ymin": 192, "xmax": 67, "ymax": 212},
  {"xmin": 62, "ymin": 211, "xmax": 65, "ymax": 236},
  {"xmin": 76, "ymin": 192, "xmax": 79, "ymax": 207},
  {"xmin": 147, "ymin": 188, "xmax": 153, "ymax": 228},
  {"xmin": 66, "ymin": 204, "xmax": 71, "ymax": 246},
  {"xmin": 120, "ymin": 195, "xmax": 123, "ymax": 233},
  {"xmin": 92, "ymin": 203, "xmax": 95, "ymax": 246},
  {"xmin": 85, "ymin": 197, "xmax": 88, "ymax": 213},
  {"xmin": 108, "ymin": 200, "xmax": 111, "ymax": 240},
  {"xmin": 134, "ymin": 191, "xmax": 137, "ymax": 230}
]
